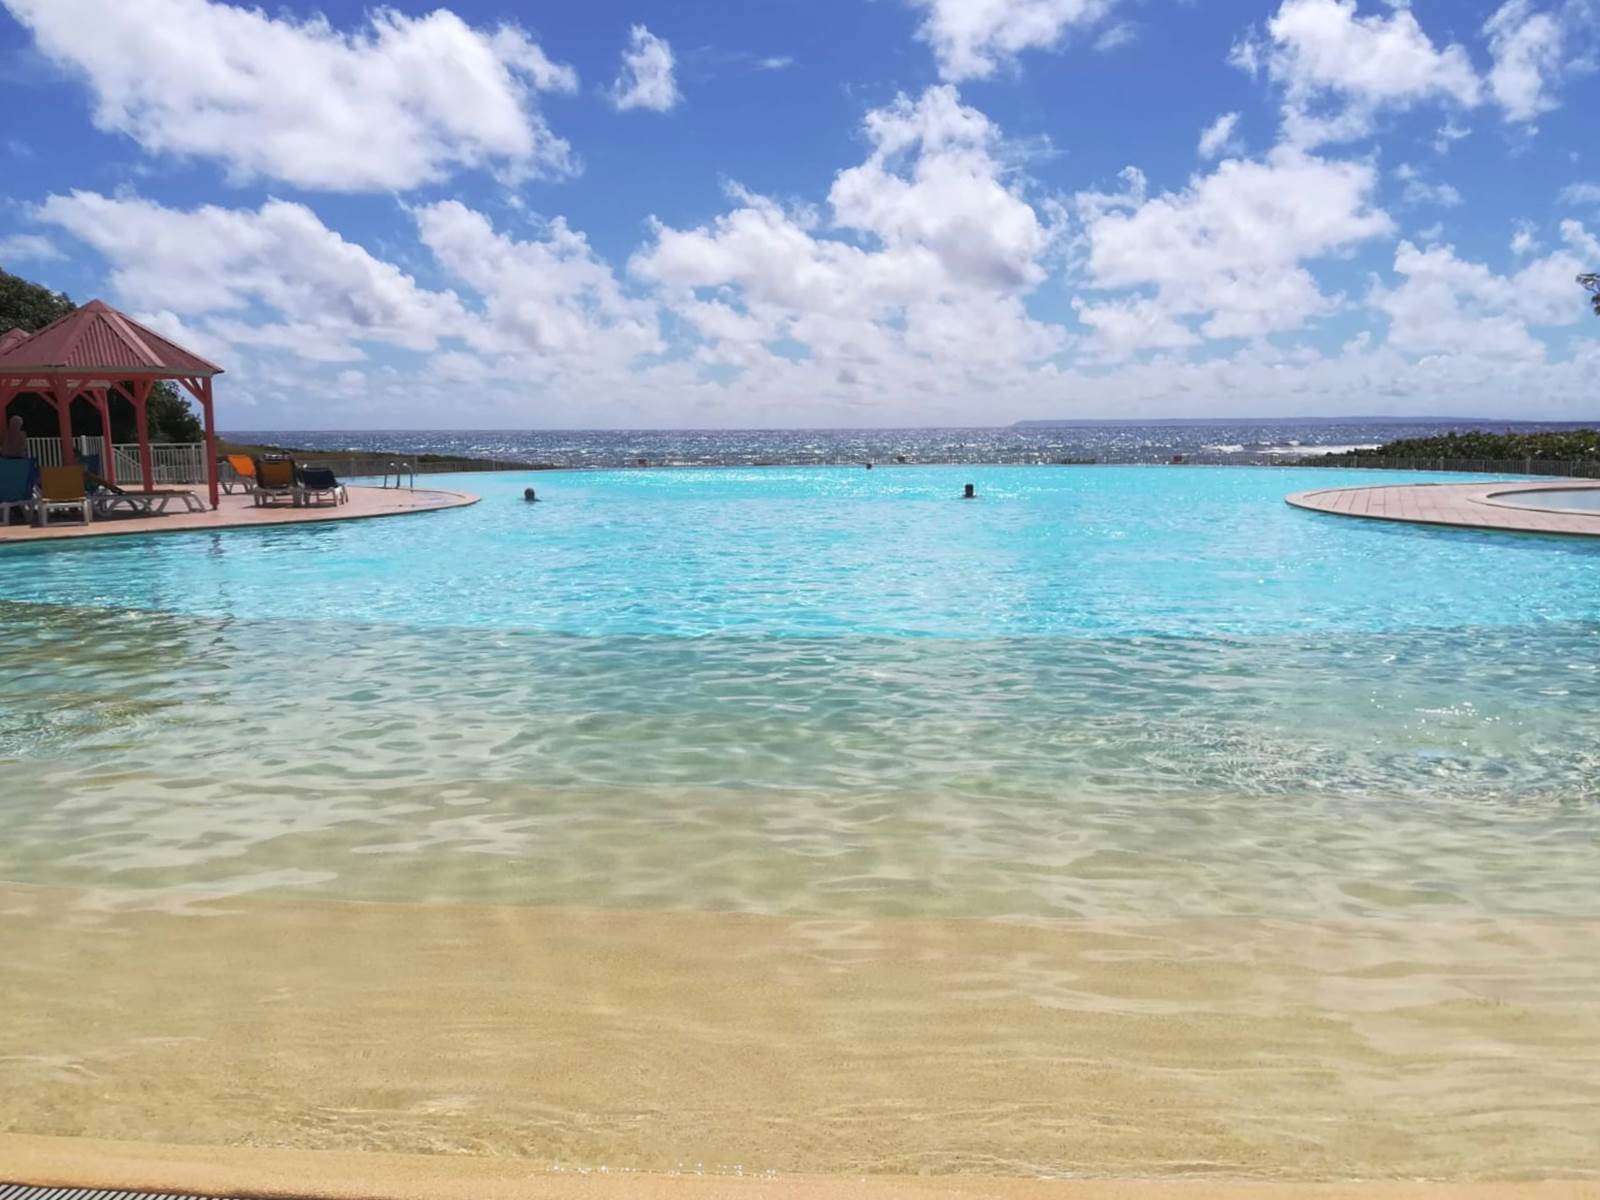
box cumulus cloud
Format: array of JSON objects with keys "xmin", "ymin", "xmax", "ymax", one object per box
[
  {"xmin": 34, "ymin": 190, "xmax": 471, "ymax": 360},
  {"xmin": 1370, "ymin": 221, "xmax": 1598, "ymax": 360},
  {"xmin": 1484, "ymin": 0, "xmax": 1567, "ymax": 123},
  {"xmin": 1232, "ymin": 0, "xmax": 1481, "ymax": 147},
  {"xmin": 906, "ymin": 0, "xmax": 1120, "ymax": 81},
  {"xmin": 1074, "ymin": 147, "xmax": 1394, "ymax": 351},
  {"xmin": 610, "ymin": 25, "xmax": 681, "ymax": 112},
  {"xmin": 414, "ymin": 201, "xmax": 661, "ymax": 361},
  {"xmin": 32, "ymin": 187, "xmax": 669, "ymax": 418},
  {"xmin": 0, "ymin": 0, "xmax": 578, "ymax": 191},
  {"xmin": 632, "ymin": 87, "xmax": 1063, "ymax": 386}
]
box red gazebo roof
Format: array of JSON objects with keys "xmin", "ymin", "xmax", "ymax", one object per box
[
  {"xmin": 0, "ymin": 299, "xmax": 222, "ymax": 378},
  {"xmin": 0, "ymin": 328, "xmax": 31, "ymax": 354}
]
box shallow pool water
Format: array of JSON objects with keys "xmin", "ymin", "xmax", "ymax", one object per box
[
  {"xmin": 3, "ymin": 465, "xmax": 1599, "ymax": 1178},
  {"xmin": 1490, "ymin": 485, "xmax": 1600, "ymax": 513}
]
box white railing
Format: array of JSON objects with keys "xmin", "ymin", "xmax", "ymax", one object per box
[
  {"xmin": 20, "ymin": 436, "xmax": 207, "ymax": 484},
  {"xmin": 23, "ymin": 436, "xmax": 64, "ymax": 466}
]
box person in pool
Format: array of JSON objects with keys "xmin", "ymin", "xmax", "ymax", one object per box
[{"xmin": 523, "ymin": 487, "xmax": 540, "ymax": 502}]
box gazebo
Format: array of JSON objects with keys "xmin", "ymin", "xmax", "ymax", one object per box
[{"xmin": 0, "ymin": 300, "xmax": 224, "ymax": 509}]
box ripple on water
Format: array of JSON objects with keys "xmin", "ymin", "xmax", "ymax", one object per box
[{"xmin": 1, "ymin": 601, "xmax": 1596, "ymax": 918}]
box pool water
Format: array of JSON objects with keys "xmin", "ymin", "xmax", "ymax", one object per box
[
  {"xmin": 2, "ymin": 465, "xmax": 1599, "ymax": 1179},
  {"xmin": 1490, "ymin": 485, "xmax": 1600, "ymax": 513},
  {"xmin": 3, "ymin": 465, "xmax": 1599, "ymax": 636}
]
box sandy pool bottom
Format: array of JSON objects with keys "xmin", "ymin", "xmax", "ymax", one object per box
[{"xmin": 2, "ymin": 884, "xmax": 1598, "ymax": 1184}]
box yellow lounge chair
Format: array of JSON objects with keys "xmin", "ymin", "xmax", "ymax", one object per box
[{"xmin": 32, "ymin": 464, "xmax": 92, "ymax": 526}]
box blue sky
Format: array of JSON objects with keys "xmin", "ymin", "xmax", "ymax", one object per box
[{"xmin": 1, "ymin": 0, "xmax": 1597, "ymax": 430}]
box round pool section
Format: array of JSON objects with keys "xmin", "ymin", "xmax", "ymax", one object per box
[{"xmin": 1487, "ymin": 484, "xmax": 1600, "ymax": 513}]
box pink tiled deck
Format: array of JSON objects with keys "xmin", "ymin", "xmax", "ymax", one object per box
[
  {"xmin": 0, "ymin": 485, "xmax": 476, "ymax": 543},
  {"xmin": 1286, "ymin": 480, "xmax": 1600, "ymax": 537}
]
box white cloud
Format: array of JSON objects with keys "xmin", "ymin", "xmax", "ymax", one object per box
[
  {"xmin": 1233, "ymin": 0, "xmax": 1481, "ymax": 147},
  {"xmin": 1557, "ymin": 181, "xmax": 1600, "ymax": 206},
  {"xmin": 1432, "ymin": 119, "xmax": 1473, "ymax": 155},
  {"xmin": 1483, "ymin": 0, "xmax": 1566, "ymax": 122},
  {"xmin": 414, "ymin": 201, "xmax": 661, "ymax": 362},
  {"xmin": 906, "ymin": 0, "xmax": 1119, "ymax": 81},
  {"xmin": 0, "ymin": 0, "xmax": 578, "ymax": 191},
  {"xmin": 34, "ymin": 191, "xmax": 470, "ymax": 359},
  {"xmin": 1394, "ymin": 163, "xmax": 1463, "ymax": 208},
  {"xmin": 632, "ymin": 87, "xmax": 1063, "ymax": 388},
  {"xmin": 0, "ymin": 232, "xmax": 62, "ymax": 262},
  {"xmin": 1074, "ymin": 147, "xmax": 1394, "ymax": 349},
  {"xmin": 610, "ymin": 25, "xmax": 681, "ymax": 112},
  {"xmin": 1197, "ymin": 112, "xmax": 1243, "ymax": 160},
  {"xmin": 1510, "ymin": 219, "xmax": 1542, "ymax": 254},
  {"xmin": 1371, "ymin": 221, "xmax": 1598, "ymax": 360}
]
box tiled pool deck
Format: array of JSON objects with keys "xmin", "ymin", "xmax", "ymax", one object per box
[
  {"xmin": 0, "ymin": 485, "xmax": 476, "ymax": 543},
  {"xmin": 1286, "ymin": 480, "xmax": 1600, "ymax": 538}
]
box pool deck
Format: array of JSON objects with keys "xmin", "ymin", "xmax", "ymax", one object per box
[
  {"xmin": 0, "ymin": 485, "xmax": 476, "ymax": 543},
  {"xmin": 1286, "ymin": 480, "xmax": 1600, "ymax": 538}
]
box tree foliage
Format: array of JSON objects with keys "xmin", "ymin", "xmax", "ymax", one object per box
[
  {"xmin": 0, "ymin": 268, "xmax": 203, "ymax": 443},
  {"xmin": 1323, "ymin": 430, "xmax": 1600, "ymax": 464},
  {"xmin": 0, "ymin": 267, "xmax": 73, "ymax": 332},
  {"xmin": 1581, "ymin": 273, "xmax": 1600, "ymax": 318}
]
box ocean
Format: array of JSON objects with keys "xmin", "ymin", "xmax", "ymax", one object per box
[{"xmin": 226, "ymin": 417, "xmax": 1595, "ymax": 468}]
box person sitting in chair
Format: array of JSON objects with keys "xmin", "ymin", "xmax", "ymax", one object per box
[{"xmin": 1, "ymin": 415, "xmax": 26, "ymax": 458}]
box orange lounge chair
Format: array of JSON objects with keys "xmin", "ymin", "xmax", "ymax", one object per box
[
  {"xmin": 31, "ymin": 464, "xmax": 92, "ymax": 526},
  {"xmin": 221, "ymin": 454, "xmax": 258, "ymax": 494}
]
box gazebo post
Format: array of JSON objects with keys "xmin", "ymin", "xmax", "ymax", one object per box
[
  {"xmin": 130, "ymin": 378, "xmax": 155, "ymax": 491},
  {"xmin": 200, "ymin": 377, "xmax": 219, "ymax": 509},
  {"xmin": 51, "ymin": 382, "xmax": 77, "ymax": 466},
  {"xmin": 91, "ymin": 387, "xmax": 114, "ymax": 478},
  {"xmin": 181, "ymin": 375, "xmax": 220, "ymax": 509}
]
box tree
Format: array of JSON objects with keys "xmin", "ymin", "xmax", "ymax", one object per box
[
  {"xmin": 0, "ymin": 267, "xmax": 73, "ymax": 332},
  {"xmin": 146, "ymin": 380, "xmax": 204, "ymax": 443},
  {"xmin": 0, "ymin": 268, "xmax": 203, "ymax": 442},
  {"xmin": 1581, "ymin": 273, "xmax": 1600, "ymax": 318}
]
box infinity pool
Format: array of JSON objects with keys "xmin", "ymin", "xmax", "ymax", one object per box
[
  {"xmin": 3, "ymin": 465, "xmax": 1599, "ymax": 1180},
  {"xmin": 3, "ymin": 465, "xmax": 1599, "ymax": 636}
]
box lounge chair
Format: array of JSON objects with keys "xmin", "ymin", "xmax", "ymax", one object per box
[
  {"xmin": 31, "ymin": 464, "xmax": 93, "ymax": 526},
  {"xmin": 252, "ymin": 456, "xmax": 297, "ymax": 507},
  {"xmin": 93, "ymin": 488, "xmax": 206, "ymax": 517},
  {"xmin": 295, "ymin": 464, "xmax": 348, "ymax": 507},
  {"xmin": 0, "ymin": 457, "xmax": 33, "ymax": 525},
  {"xmin": 221, "ymin": 454, "xmax": 257, "ymax": 494}
]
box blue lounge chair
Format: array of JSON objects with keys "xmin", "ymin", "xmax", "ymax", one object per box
[
  {"xmin": 295, "ymin": 464, "xmax": 348, "ymax": 507},
  {"xmin": 0, "ymin": 457, "xmax": 33, "ymax": 525}
]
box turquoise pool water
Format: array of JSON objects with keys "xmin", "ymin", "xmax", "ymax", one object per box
[{"xmin": 3, "ymin": 466, "xmax": 1599, "ymax": 636}]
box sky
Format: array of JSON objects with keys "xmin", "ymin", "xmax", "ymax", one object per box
[{"xmin": 0, "ymin": 0, "xmax": 1598, "ymax": 431}]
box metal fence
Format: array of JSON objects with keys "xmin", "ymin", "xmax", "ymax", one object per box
[
  {"xmin": 1285, "ymin": 456, "xmax": 1600, "ymax": 478},
  {"xmin": 22, "ymin": 436, "xmax": 208, "ymax": 483}
]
